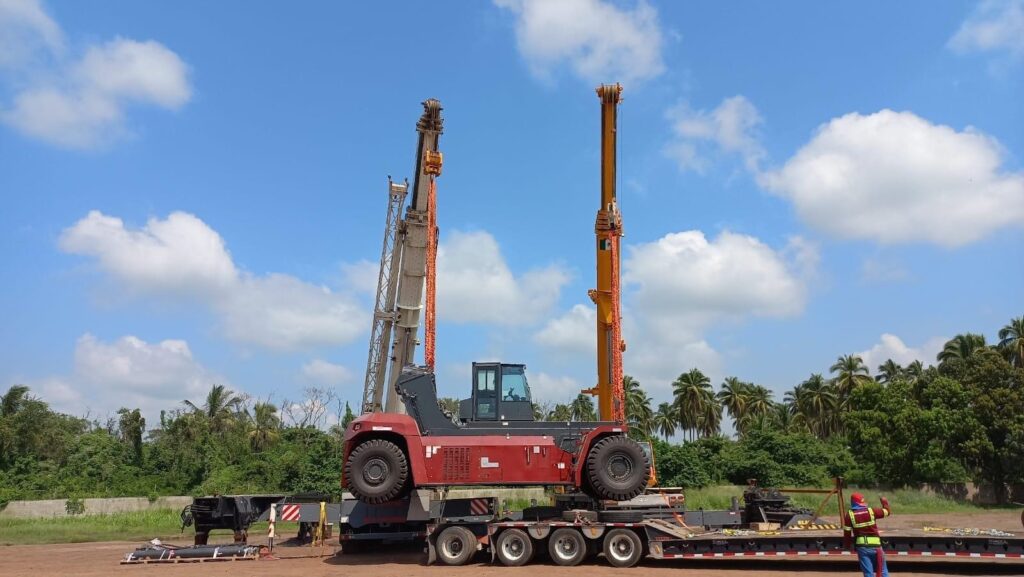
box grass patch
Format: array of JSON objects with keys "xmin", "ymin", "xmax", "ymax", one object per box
[{"xmin": 0, "ymin": 509, "xmax": 269, "ymax": 546}]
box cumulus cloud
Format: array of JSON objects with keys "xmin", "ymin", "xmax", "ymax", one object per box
[
  {"xmin": 494, "ymin": 0, "xmax": 664, "ymax": 83},
  {"xmin": 530, "ymin": 372, "xmax": 583, "ymax": 402},
  {"xmin": 35, "ymin": 333, "xmax": 220, "ymax": 421},
  {"xmin": 761, "ymin": 110, "xmax": 1024, "ymax": 247},
  {"xmin": 858, "ymin": 333, "xmax": 947, "ymax": 373},
  {"xmin": 301, "ymin": 359, "xmax": 354, "ymax": 386},
  {"xmin": 60, "ymin": 210, "xmax": 367, "ymax": 351},
  {"xmin": 0, "ymin": 0, "xmax": 64, "ymax": 67},
  {"xmin": 664, "ymin": 96, "xmax": 765, "ymax": 173},
  {"xmin": 0, "ymin": 1, "xmax": 191, "ymax": 149},
  {"xmin": 437, "ymin": 230, "xmax": 570, "ymax": 326},
  {"xmin": 534, "ymin": 304, "xmax": 596, "ymax": 356},
  {"xmin": 948, "ymin": 0, "xmax": 1024, "ymax": 59},
  {"xmin": 340, "ymin": 259, "xmax": 381, "ymax": 296},
  {"xmin": 620, "ymin": 230, "xmax": 811, "ymax": 392}
]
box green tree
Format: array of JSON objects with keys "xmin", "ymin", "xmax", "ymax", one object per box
[
  {"xmin": 998, "ymin": 316, "xmax": 1024, "ymax": 368},
  {"xmin": 937, "ymin": 333, "xmax": 988, "ymax": 366},
  {"xmin": 548, "ymin": 403, "xmax": 573, "ymax": 422},
  {"xmin": 247, "ymin": 402, "xmax": 281, "ymax": 452},
  {"xmin": 624, "ymin": 375, "xmax": 653, "ymax": 438},
  {"xmin": 653, "ymin": 402, "xmax": 677, "ymax": 442},
  {"xmin": 183, "ymin": 384, "xmax": 242, "ymax": 434},
  {"xmin": 673, "ymin": 369, "xmax": 713, "ymax": 441},
  {"xmin": 830, "ymin": 354, "xmax": 872, "ymax": 402},
  {"xmin": 876, "ymin": 359, "xmax": 903, "ymax": 384},
  {"xmin": 116, "ymin": 408, "xmax": 145, "ymax": 465},
  {"xmin": 570, "ymin": 394, "xmax": 597, "ymax": 421},
  {"xmin": 717, "ymin": 377, "xmax": 750, "ymax": 432},
  {"xmin": 340, "ymin": 401, "xmax": 356, "ymax": 429}
]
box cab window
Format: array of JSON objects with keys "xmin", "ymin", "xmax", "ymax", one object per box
[{"xmin": 500, "ymin": 366, "xmax": 531, "ymax": 402}]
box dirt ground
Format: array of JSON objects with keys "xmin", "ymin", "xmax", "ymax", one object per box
[{"xmin": 1, "ymin": 512, "xmax": 1020, "ymax": 577}]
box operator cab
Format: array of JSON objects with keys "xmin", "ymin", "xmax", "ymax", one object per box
[{"xmin": 459, "ymin": 362, "xmax": 535, "ymax": 422}]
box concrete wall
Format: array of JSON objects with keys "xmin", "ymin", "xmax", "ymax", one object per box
[{"xmin": 0, "ymin": 496, "xmax": 192, "ymax": 519}]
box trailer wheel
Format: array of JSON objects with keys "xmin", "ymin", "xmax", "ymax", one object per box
[
  {"xmin": 603, "ymin": 528, "xmax": 643, "ymax": 568},
  {"xmin": 435, "ymin": 526, "xmax": 476, "ymax": 565},
  {"xmin": 585, "ymin": 435, "xmax": 650, "ymax": 502},
  {"xmin": 344, "ymin": 438, "xmax": 409, "ymax": 504},
  {"xmin": 549, "ymin": 528, "xmax": 587, "ymax": 566},
  {"xmin": 495, "ymin": 528, "xmax": 533, "ymax": 566}
]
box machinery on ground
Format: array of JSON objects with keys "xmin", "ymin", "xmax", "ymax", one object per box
[{"xmin": 343, "ymin": 84, "xmax": 648, "ymax": 505}]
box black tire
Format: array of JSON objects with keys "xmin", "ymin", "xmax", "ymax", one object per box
[
  {"xmin": 494, "ymin": 528, "xmax": 534, "ymax": 566},
  {"xmin": 603, "ymin": 528, "xmax": 643, "ymax": 568},
  {"xmin": 585, "ymin": 435, "xmax": 650, "ymax": 502},
  {"xmin": 598, "ymin": 509, "xmax": 645, "ymax": 523},
  {"xmin": 548, "ymin": 527, "xmax": 587, "ymax": 566},
  {"xmin": 435, "ymin": 526, "xmax": 476, "ymax": 566},
  {"xmin": 344, "ymin": 438, "xmax": 409, "ymax": 504}
]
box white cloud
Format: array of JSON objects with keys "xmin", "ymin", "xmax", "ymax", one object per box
[
  {"xmin": 60, "ymin": 211, "xmax": 237, "ymax": 296},
  {"xmin": 761, "ymin": 110, "xmax": 1024, "ymax": 247},
  {"xmin": 534, "ymin": 304, "xmax": 596, "ymax": 356},
  {"xmin": 622, "ymin": 230, "xmax": 811, "ymax": 393},
  {"xmin": 437, "ymin": 230, "xmax": 570, "ymax": 326},
  {"xmin": 530, "ymin": 372, "xmax": 583, "ymax": 402},
  {"xmin": 948, "ymin": 0, "xmax": 1024, "ymax": 59},
  {"xmin": 858, "ymin": 333, "xmax": 947, "ymax": 373},
  {"xmin": 0, "ymin": 0, "xmax": 191, "ymax": 149},
  {"xmin": 33, "ymin": 333, "xmax": 220, "ymax": 422},
  {"xmin": 664, "ymin": 95, "xmax": 765, "ymax": 173},
  {"xmin": 301, "ymin": 359, "xmax": 354, "ymax": 386},
  {"xmin": 0, "ymin": 0, "xmax": 64, "ymax": 67},
  {"xmin": 494, "ymin": 0, "xmax": 664, "ymax": 83},
  {"xmin": 340, "ymin": 259, "xmax": 381, "ymax": 296},
  {"xmin": 60, "ymin": 210, "xmax": 367, "ymax": 351}
]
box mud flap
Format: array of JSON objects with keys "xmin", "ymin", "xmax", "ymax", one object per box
[{"xmin": 426, "ymin": 528, "xmax": 437, "ymax": 565}]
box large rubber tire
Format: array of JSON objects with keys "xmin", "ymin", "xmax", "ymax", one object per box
[
  {"xmin": 494, "ymin": 528, "xmax": 534, "ymax": 566},
  {"xmin": 344, "ymin": 438, "xmax": 409, "ymax": 504},
  {"xmin": 549, "ymin": 527, "xmax": 587, "ymax": 566},
  {"xmin": 585, "ymin": 435, "xmax": 650, "ymax": 502},
  {"xmin": 603, "ymin": 528, "xmax": 643, "ymax": 568},
  {"xmin": 435, "ymin": 526, "xmax": 476, "ymax": 566}
]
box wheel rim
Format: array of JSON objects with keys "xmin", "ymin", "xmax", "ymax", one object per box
[
  {"xmin": 607, "ymin": 452, "xmax": 633, "ymax": 481},
  {"xmin": 501, "ymin": 534, "xmax": 526, "ymax": 561},
  {"xmin": 553, "ymin": 534, "xmax": 579, "ymax": 560},
  {"xmin": 608, "ymin": 534, "xmax": 634, "ymax": 562},
  {"xmin": 443, "ymin": 535, "xmax": 464, "ymax": 558},
  {"xmin": 363, "ymin": 456, "xmax": 390, "ymax": 486}
]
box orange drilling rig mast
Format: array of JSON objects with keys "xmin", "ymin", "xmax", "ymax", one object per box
[{"xmin": 586, "ymin": 83, "xmax": 625, "ymax": 423}]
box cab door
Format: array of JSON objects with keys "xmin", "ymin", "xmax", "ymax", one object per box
[{"xmin": 473, "ymin": 364, "xmax": 498, "ymax": 421}]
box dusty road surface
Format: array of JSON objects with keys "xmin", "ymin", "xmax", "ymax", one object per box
[{"xmin": 1, "ymin": 512, "xmax": 1020, "ymax": 577}]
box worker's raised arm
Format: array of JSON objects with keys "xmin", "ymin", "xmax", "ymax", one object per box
[{"xmin": 876, "ymin": 496, "xmax": 891, "ymax": 518}]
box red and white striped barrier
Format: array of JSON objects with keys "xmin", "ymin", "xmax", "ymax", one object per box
[{"xmin": 280, "ymin": 504, "xmax": 301, "ymax": 522}]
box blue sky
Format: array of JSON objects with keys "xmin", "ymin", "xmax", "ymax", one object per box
[{"xmin": 1, "ymin": 0, "xmax": 1022, "ymax": 427}]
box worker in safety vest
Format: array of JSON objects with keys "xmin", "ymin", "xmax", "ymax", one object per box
[{"xmin": 842, "ymin": 492, "xmax": 891, "ymax": 577}]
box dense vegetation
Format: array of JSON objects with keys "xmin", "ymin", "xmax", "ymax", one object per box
[{"xmin": 1, "ymin": 317, "xmax": 1021, "ymax": 506}]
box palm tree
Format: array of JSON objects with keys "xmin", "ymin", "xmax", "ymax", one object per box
[
  {"xmin": 247, "ymin": 402, "xmax": 280, "ymax": 451},
  {"xmin": 183, "ymin": 384, "xmax": 243, "ymax": 434},
  {"xmin": 937, "ymin": 333, "xmax": 987, "ymax": 366},
  {"xmin": 798, "ymin": 373, "xmax": 838, "ymax": 438},
  {"xmin": 696, "ymin": 390, "xmax": 723, "ymax": 438},
  {"xmin": 1, "ymin": 385, "xmax": 30, "ymax": 418},
  {"xmin": 653, "ymin": 402, "xmax": 677, "ymax": 442},
  {"xmin": 673, "ymin": 369, "xmax": 713, "ymax": 441},
  {"xmin": 624, "ymin": 375, "xmax": 653, "ymax": 438},
  {"xmin": 548, "ymin": 403, "xmax": 573, "ymax": 422},
  {"xmin": 998, "ymin": 316, "xmax": 1024, "ymax": 368},
  {"xmin": 570, "ymin": 394, "xmax": 597, "ymax": 421},
  {"xmin": 772, "ymin": 402, "xmax": 797, "ymax": 433},
  {"xmin": 904, "ymin": 360, "xmax": 924, "ymax": 381},
  {"xmin": 829, "ymin": 354, "xmax": 872, "ymax": 404},
  {"xmin": 876, "ymin": 359, "xmax": 903, "ymax": 384},
  {"xmin": 717, "ymin": 377, "xmax": 749, "ymax": 430}
]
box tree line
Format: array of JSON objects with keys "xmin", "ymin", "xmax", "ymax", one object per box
[{"xmin": 0, "ymin": 316, "xmax": 1021, "ymax": 505}]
